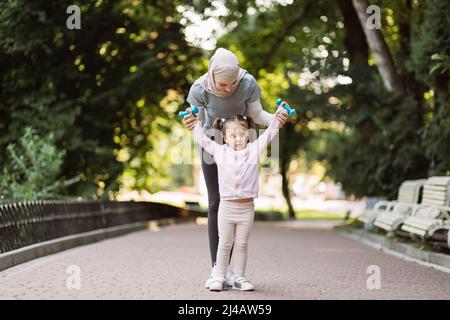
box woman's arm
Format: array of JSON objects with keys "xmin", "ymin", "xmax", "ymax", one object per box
[
  {"xmin": 195, "ymin": 104, "xmax": 206, "ymax": 122},
  {"xmin": 193, "ymin": 120, "xmax": 218, "ymax": 157},
  {"xmin": 246, "ymin": 98, "xmax": 274, "ymax": 127}
]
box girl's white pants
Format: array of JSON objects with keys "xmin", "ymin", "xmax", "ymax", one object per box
[{"xmin": 213, "ymin": 199, "xmax": 255, "ymax": 280}]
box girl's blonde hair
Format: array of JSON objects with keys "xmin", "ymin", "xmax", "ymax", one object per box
[{"xmin": 212, "ymin": 115, "xmax": 255, "ymax": 143}]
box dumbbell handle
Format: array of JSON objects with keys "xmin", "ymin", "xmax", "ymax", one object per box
[
  {"xmin": 275, "ymin": 98, "xmax": 296, "ymax": 117},
  {"xmin": 179, "ymin": 105, "xmax": 199, "ymax": 119}
]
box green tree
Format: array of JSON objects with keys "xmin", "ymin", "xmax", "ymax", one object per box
[
  {"xmin": 408, "ymin": 0, "xmax": 450, "ymax": 176},
  {"xmin": 0, "ymin": 0, "xmax": 201, "ymax": 200},
  {"xmin": 197, "ymin": 0, "xmax": 448, "ymax": 204}
]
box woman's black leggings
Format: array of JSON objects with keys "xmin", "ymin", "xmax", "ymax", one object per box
[{"xmin": 200, "ymin": 147, "xmax": 233, "ymax": 267}]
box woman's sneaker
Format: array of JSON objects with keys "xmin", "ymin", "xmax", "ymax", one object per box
[
  {"xmin": 209, "ymin": 279, "xmax": 225, "ymax": 292},
  {"xmin": 232, "ymin": 276, "xmax": 254, "ymax": 291}
]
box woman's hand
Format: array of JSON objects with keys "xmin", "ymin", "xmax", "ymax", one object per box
[
  {"xmin": 182, "ymin": 107, "xmax": 197, "ymax": 131},
  {"xmin": 275, "ymin": 100, "xmax": 290, "ymax": 128}
]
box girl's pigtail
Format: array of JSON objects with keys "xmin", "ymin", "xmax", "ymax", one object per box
[
  {"xmin": 212, "ymin": 118, "xmax": 226, "ymax": 143},
  {"xmin": 245, "ymin": 116, "xmax": 254, "ymax": 130},
  {"xmin": 242, "ymin": 115, "xmax": 256, "ymax": 142},
  {"xmin": 212, "ymin": 118, "xmax": 223, "ymax": 131}
]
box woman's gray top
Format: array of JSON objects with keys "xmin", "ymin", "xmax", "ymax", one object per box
[{"xmin": 186, "ymin": 73, "xmax": 272, "ymax": 131}]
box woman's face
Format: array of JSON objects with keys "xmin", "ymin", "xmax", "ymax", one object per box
[{"xmin": 215, "ymin": 78, "xmax": 237, "ymax": 94}]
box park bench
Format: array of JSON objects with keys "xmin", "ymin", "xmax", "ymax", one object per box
[
  {"xmin": 357, "ymin": 179, "xmax": 425, "ymax": 229},
  {"xmin": 373, "ymin": 179, "xmax": 427, "ymax": 233},
  {"xmin": 400, "ymin": 176, "xmax": 450, "ymax": 247}
]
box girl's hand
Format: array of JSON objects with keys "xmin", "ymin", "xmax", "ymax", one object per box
[
  {"xmin": 182, "ymin": 108, "xmax": 197, "ymax": 131},
  {"xmin": 274, "ymin": 107, "xmax": 287, "ymax": 128},
  {"xmin": 275, "ymin": 100, "xmax": 290, "ymax": 128}
]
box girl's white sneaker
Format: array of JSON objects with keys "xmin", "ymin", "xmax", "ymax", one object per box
[
  {"xmin": 209, "ymin": 280, "xmax": 225, "ymax": 292},
  {"xmin": 232, "ymin": 277, "xmax": 254, "ymax": 291},
  {"xmin": 206, "ymin": 266, "xmax": 235, "ymax": 288}
]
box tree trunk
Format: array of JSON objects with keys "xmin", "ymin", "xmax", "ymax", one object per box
[
  {"xmin": 351, "ymin": 0, "xmax": 405, "ymax": 95},
  {"xmin": 337, "ymin": 0, "xmax": 369, "ymax": 68},
  {"xmin": 337, "ymin": 0, "xmax": 377, "ymax": 140},
  {"xmin": 280, "ymin": 124, "xmax": 296, "ymax": 220}
]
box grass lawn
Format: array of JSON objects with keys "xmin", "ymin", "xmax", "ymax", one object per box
[
  {"xmin": 256, "ymin": 209, "xmax": 345, "ymax": 220},
  {"xmin": 148, "ymin": 198, "xmax": 345, "ymax": 221}
]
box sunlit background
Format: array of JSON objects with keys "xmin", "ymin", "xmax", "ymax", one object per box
[{"xmin": 1, "ymin": 0, "xmax": 448, "ymax": 222}]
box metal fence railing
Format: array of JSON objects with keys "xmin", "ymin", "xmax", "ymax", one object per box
[{"xmin": 0, "ymin": 200, "xmax": 199, "ymax": 254}]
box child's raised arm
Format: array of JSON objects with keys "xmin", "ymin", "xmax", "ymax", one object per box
[
  {"xmin": 193, "ymin": 120, "xmax": 219, "ymax": 157},
  {"xmin": 255, "ymin": 108, "xmax": 282, "ymax": 153}
]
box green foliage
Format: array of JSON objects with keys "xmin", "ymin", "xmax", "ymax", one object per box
[
  {"xmin": 213, "ymin": 0, "xmax": 449, "ymax": 199},
  {"xmin": 0, "ymin": 127, "xmax": 79, "ymax": 203},
  {"xmin": 408, "ymin": 0, "xmax": 450, "ymax": 176},
  {"xmin": 0, "ymin": 0, "xmax": 448, "ymax": 203},
  {"xmin": 429, "ymin": 54, "xmax": 450, "ymax": 76},
  {"xmin": 408, "ymin": 0, "xmax": 450, "ymax": 82},
  {"xmin": 0, "ymin": 0, "xmax": 201, "ymax": 200},
  {"xmin": 309, "ymin": 95, "xmax": 429, "ymax": 198}
]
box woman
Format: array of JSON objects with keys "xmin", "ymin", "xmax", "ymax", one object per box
[{"xmin": 183, "ymin": 47, "xmax": 289, "ymax": 288}]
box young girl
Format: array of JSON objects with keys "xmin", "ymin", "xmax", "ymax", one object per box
[{"xmin": 192, "ymin": 107, "xmax": 284, "ymax": 291}]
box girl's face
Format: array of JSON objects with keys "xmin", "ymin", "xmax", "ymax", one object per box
[
  {"xmin": 224, "ymin": 122, "xmax": 249, "ymax": 151},
  {"xmin": 215, "ymin": 78, "xmax": 237, "ymax": 94}
]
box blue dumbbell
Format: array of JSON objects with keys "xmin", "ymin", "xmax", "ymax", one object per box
[
  {"xmin": 179, "ymin": 105, "xmax": 199, "ymax": 119},
  {"xmin": 275, "ymin": 98, "xmax": 296, "ymax": 117}
]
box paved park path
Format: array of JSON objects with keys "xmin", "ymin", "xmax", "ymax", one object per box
[{"xmin": 0, "ymin": 222, "xmax": 449, "ymax": 299}]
